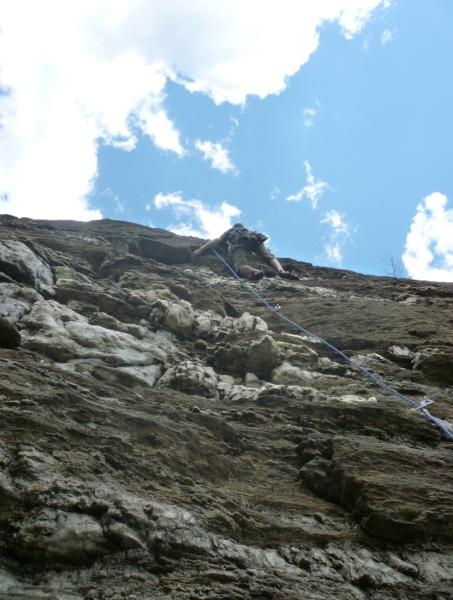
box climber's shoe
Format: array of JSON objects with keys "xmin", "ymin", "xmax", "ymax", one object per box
[
  {"xmin": 249, "ymin": 270, "xmax": 265, "ymax": 281},
  {"xmin": 264, "ymin": 270, "xmax": 278, "ymax": 278},
  {"xmin": 278, "ymin": 271, "xmax": 299, "ymax": 281}
]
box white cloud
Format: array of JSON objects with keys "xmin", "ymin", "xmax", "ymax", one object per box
[
  {"xmin": 303, "ymin": 100, "xmax": 321, "ymax": 127},
  {"xmin": 99, "ymin": 187, "xmax": 125, "ymax": 213},
  {"xmin": 286, "ymin": 161, "xmax": 330, "ymax": 208},
  {"xmin": 194, "ymin": 140, "xmax": 237, "ymax": 174},
  {"xmin": 303, "ymin": 107, "xmax": 317, "ymax": 128},
  {"xmin": 380, "ymin": 28, "xmax": 393, "ymax": 45},
  {"xmin": 269, "ymin": 187, "xmax": 282, "ymax": 201},
  {"xmin": 153, "ymin": 191, "xmax": 241, "ymax": 238},
  {"xmin": 320, "ymin": 209, "xmax": 355, "ymax": 264},
  {"xmin": 402, "ymin": 192, "xmax": 453, "ymax": 282},
  {"xmin": 0, "ymin": 2, "xmax": 184, "ymax": 220},
  {"xmin": 285, "ymin": 159, "xmax": 353, "ymax": 264},
  {"xmin": 138, "ymin": 107, "xmax": 185, "ymax": 156},
  {"xmin": 178, "ymin": 0, "xmax": 388, "ymax": 103},
  {"xmin": 321, "ymin": 209, "xmax": 350, "ymax": 233},
  {"xmin": 0, "ymin": 0, "xmax": 388, "ymax": 219}
]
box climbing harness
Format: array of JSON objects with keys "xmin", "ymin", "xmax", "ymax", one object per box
[
  {"xmin": 224, "ymin": 226, "xmax": 270, "ymax": 268},
  {"xmin": 211, "ymin": 248, "xmax": 453, "ymax": 442}
]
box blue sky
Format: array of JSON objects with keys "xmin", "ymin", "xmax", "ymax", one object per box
[{"xmin": 1, "ymin": 1, "xmax": 453, "ymax": 280}]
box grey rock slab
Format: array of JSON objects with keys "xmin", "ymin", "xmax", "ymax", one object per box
[
  {"xmin": 412, "ymin": 347, "xmax": 453, "ymax": 385},
  {"xmin": 410, "ymin": 551, "xmax": 453, "ymax": 583},
  {"xmin": 317, "ymin": 356, "xmax": 347, "ymax": 375},
  {"xmin": 158, "ymin": 360, "xmax": 219, "ymax": 398},
  {"xmin": 21, "ymin": 300, "xmax": 172, "ymax": 365},
  {"xmin": 272, "ymin": 361, "xmax": 320, "ymax": 385},
  {"xmin": 56, "ymin": 279, "xmax": 134, "ymax": 322},
  {"xmin": 16, "ymin": 508, "xmax": 109, "ymax": 562},
  {"xmin": 162, "ymin": 299, "xmax": 195, "ymax": 338},
  {"xmin": 0, "ymin": 316, "xmax": 21, "ymax": 348},
  {"xmin": 144, "ymin": 500, "xmax": 301, "ymax": 576},
  {"xmin": 105, "ymin": 521, "xmax": 145, "ymax": 550},
  {"xmin": 300, "ymin": 436, "xmax": 453, "ymax": 543},
  {"xmin": 211, "ymin": 341, "xmax": 248, "ymax": 377},
  {"xmin": 13, "ymin": 445, "xmax": 58, "ymax": 482},
  {"xmin": 0, "ymin": 282, "xmax": 42, "ymax": 323},
  {"xmin": 387, "ymin": 344, "xmax": 415, "ymax": 366},
  {"xmin": 115, "ymin": 364, "xmax": 162, "ymax": 388},
  {"xmin": 245, "ymin": 334, "xmax": 280, "ymax": 379},
  {"xmin": 0, "ymin": 239, "xmax": 54, "ymax": 295},
  {"xmin": 325, "ymin": 544, "xmax": 410, "ymax": 587},
  {"xmin": 224, "ymin": 311, "xmax": 268, "ymax": 333},
  {"xmin": 1, "ymin": 216, "xmax": 453, "ymax": 599},
  {"xmin": 276, "ymin": 336, "xmax": 319, "ymax": 361}
]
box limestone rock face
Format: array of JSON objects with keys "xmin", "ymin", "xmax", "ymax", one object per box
[
  {"xmin": 299, "ymin": 436, "xmax": 453, "ymax": 542},
  {"xmin": 0, "ymin": 239, "xmax": 54, "ymax": 295},
  {"xmin": 159, "ymin": 360, "xmax": 219, "ymax": 398},
  {"xmin": 0, "ymin": 215, "xmax": 453, "ymax": 600},
  {"xmin": 387, "ymin": 344, "xmax": 414, "ymax": 366},
  {"xmin": 211, "ymin": 341, "xmax": 247, "ymax": 376},
  {"xmin": 21, "ymin": 299, "xmax": 171, "ymax": 367},
  {"xmin": 0, "ymin": 316, "xmax": 21, "ymax": 348},
  {"xmin": 245, "ymin": 334, "xmax": 280, "ymax": 379},
  {"xmin": 16, "ymin": 509, "xmax": 109, "ymax": 561},
  {"xmin": 272, "ymin": 360, "xmax": 319, "ymax": 384},
  {"xmin": 162, "ymin": 299, "xmax": 195, "ymax": 337},
  {"xmin": 412, "ymin": 347, "xmax": 453, "ymax": 385},
  {"xmin": 0, "ymin": 282, "xmax": 42, "ymax": 323}
]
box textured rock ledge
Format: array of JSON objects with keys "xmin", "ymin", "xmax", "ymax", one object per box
[{"xmin": 0, "ymin": 215, "xmax": 452, "ymax": 599}]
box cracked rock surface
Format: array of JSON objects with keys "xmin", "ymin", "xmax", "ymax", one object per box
[{"xmin": 0, "ymin": 215, "xmax": 453, "ymax": 599}]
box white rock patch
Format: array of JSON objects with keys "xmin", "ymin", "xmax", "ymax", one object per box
[
  {"xmin": 17, "ymin": 509, "xmax": 108, "ymax": 560},
  {"xmin": 272, "ymin": 362, "xmax": 319, "ymax": 385},
  {"xmin": 159, "ymin": 360, "xmax": 219, "ymax": 398},
  {"xmin": 0, "ymin": 283, "xmax": 42, "ymax": 323},
  {"xmin": 21, "ymin": 300, "xmax": 172, "ymax": 367},
  {"xmin": 0, "ymin": 240, "xmax": 54, "ymax": 295},
  {"xmin": 338, "ymin": 394, "xmax": 378, "ymax": 404}
]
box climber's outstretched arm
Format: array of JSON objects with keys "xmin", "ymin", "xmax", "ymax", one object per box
[
  {"xmin": 266, "ymin": 255, "xmax": 286, "ymax": 274},
  {"xmin": 263, "ymin": 252, "xmax": 298, "ymax": 279},
  {"xmin": 192, "ymin": 237, "xmax": 223, "ymax": 258},
  {"xmin": 256, "ymin": 244, "xmax": 285, "ymax": 273}
]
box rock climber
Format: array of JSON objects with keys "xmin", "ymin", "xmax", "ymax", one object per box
[{"xmin": 192, "ymin": 223, "xmax": 298, "ymax": 281}]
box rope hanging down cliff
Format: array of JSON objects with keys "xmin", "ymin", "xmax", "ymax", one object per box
[{"xmin": 211, "ymin": 248, "xmax": 453, "ymax": 442}]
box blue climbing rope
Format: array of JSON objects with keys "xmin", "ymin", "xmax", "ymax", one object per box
[{"xmin": 211, "ymin": 248, "xmax": 453, "ymax": 441}]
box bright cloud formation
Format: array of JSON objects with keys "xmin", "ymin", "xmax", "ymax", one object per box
[
  {"xmin": 194, "ymin": 140, "xmax": 237, "ymax": 174},
  {"xmin": 0, "ymin": 0, "xmax": 388, "ymax": 220},
  {"xmin": 153, "ymin": 192, "xmax": 241, "ymax": 238},
  {"xmin": 303, "ymin": 103, "xmax": 321, "ymax": 128},
  {"xmin": 303, "ymin": 107, "xmax": 317, "ymax": 128},
  {"xmin": 402, "ymin": 192, "xmax": 453, "ymax": 282},
  {"xmin": 139, "ymin": 108, "xmax": 186, "ymax": 156},
  {"xmin": 320, "ymin": 209, "xmax": 355, "ymax": 264},
  {"xmin": 380, "ymin": 28, "xmax": 393, "ymax": 45},
  {"xmin": 285, "ymin": 160, "xmax": 354, "ymax": 264},
  {"xmin": 286, "ymin": 161, "xmax": 330, "ymax": 208}
]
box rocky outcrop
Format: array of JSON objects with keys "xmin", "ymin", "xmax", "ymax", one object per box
[
  {"xmin": 412, "ymin": 347, "xmax": 453, "ymax": 385},
  {"xmin": 0, "ymin": 214, "xmax": 452, "ymax": 599},
  {"xmin": 0, "ymin": 315, "xmax": 21, "ymax": 348},
  {"xmin": 0, "ymin": 239, "xmax": 54, "ymax": 295}
]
